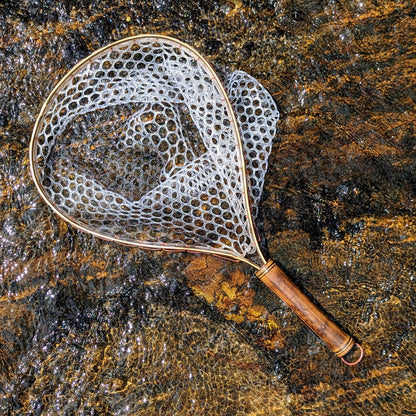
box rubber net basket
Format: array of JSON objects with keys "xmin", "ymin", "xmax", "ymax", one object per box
[{"xmin": 31, "ymin": 35, "xmax": 279, "ymax": 262}]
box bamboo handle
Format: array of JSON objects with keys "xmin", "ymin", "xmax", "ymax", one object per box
[{"xmin": 256, "ymin": 260, "xmax": 357, "ymax": 359}]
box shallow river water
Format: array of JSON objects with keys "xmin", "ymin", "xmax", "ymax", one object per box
[{"xmin": 1, "ymin": 1, "xmax": 415, "ymax": 415}]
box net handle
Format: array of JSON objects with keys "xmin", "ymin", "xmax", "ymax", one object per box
[{"xmin": 256, "ymin": 260, "xmax": 363, "ymax": 364}]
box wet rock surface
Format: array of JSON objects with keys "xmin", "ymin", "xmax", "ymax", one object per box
[{"xmin": 1, "ymin": 1, "xmax": 415, "ymax": 415}]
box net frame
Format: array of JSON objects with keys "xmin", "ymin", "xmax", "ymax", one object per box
[{"xmin": 29, "ymin": 34, "xmax": 268, "ymax": 269}]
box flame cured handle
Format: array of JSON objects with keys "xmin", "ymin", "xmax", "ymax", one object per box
[{"xmin": 256, "ymin": 260, "xmax": 355, "ymax": 358}]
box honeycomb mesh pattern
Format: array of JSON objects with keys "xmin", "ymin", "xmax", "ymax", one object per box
[
  {"xmin": 32, "ymin": 36, "xmax": 279, "ymax": 258},
  {"xmin": 224, "ymin": 70, "xmax": 277, "ymax": 218}
]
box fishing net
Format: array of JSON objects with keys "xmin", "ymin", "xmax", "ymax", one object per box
[{"xmin": 30, "ymin": 35, "xmax": 362, "ymax": 363}]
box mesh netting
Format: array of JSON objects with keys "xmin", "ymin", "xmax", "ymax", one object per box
[{"xmin": 33, "ymin": 36, "xmax": 279, "ymax": 258}]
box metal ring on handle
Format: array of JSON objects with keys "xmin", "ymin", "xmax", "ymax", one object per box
[{"xmin": 341, "ymin": 343, "xmax": 364, "ymax": 366}]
